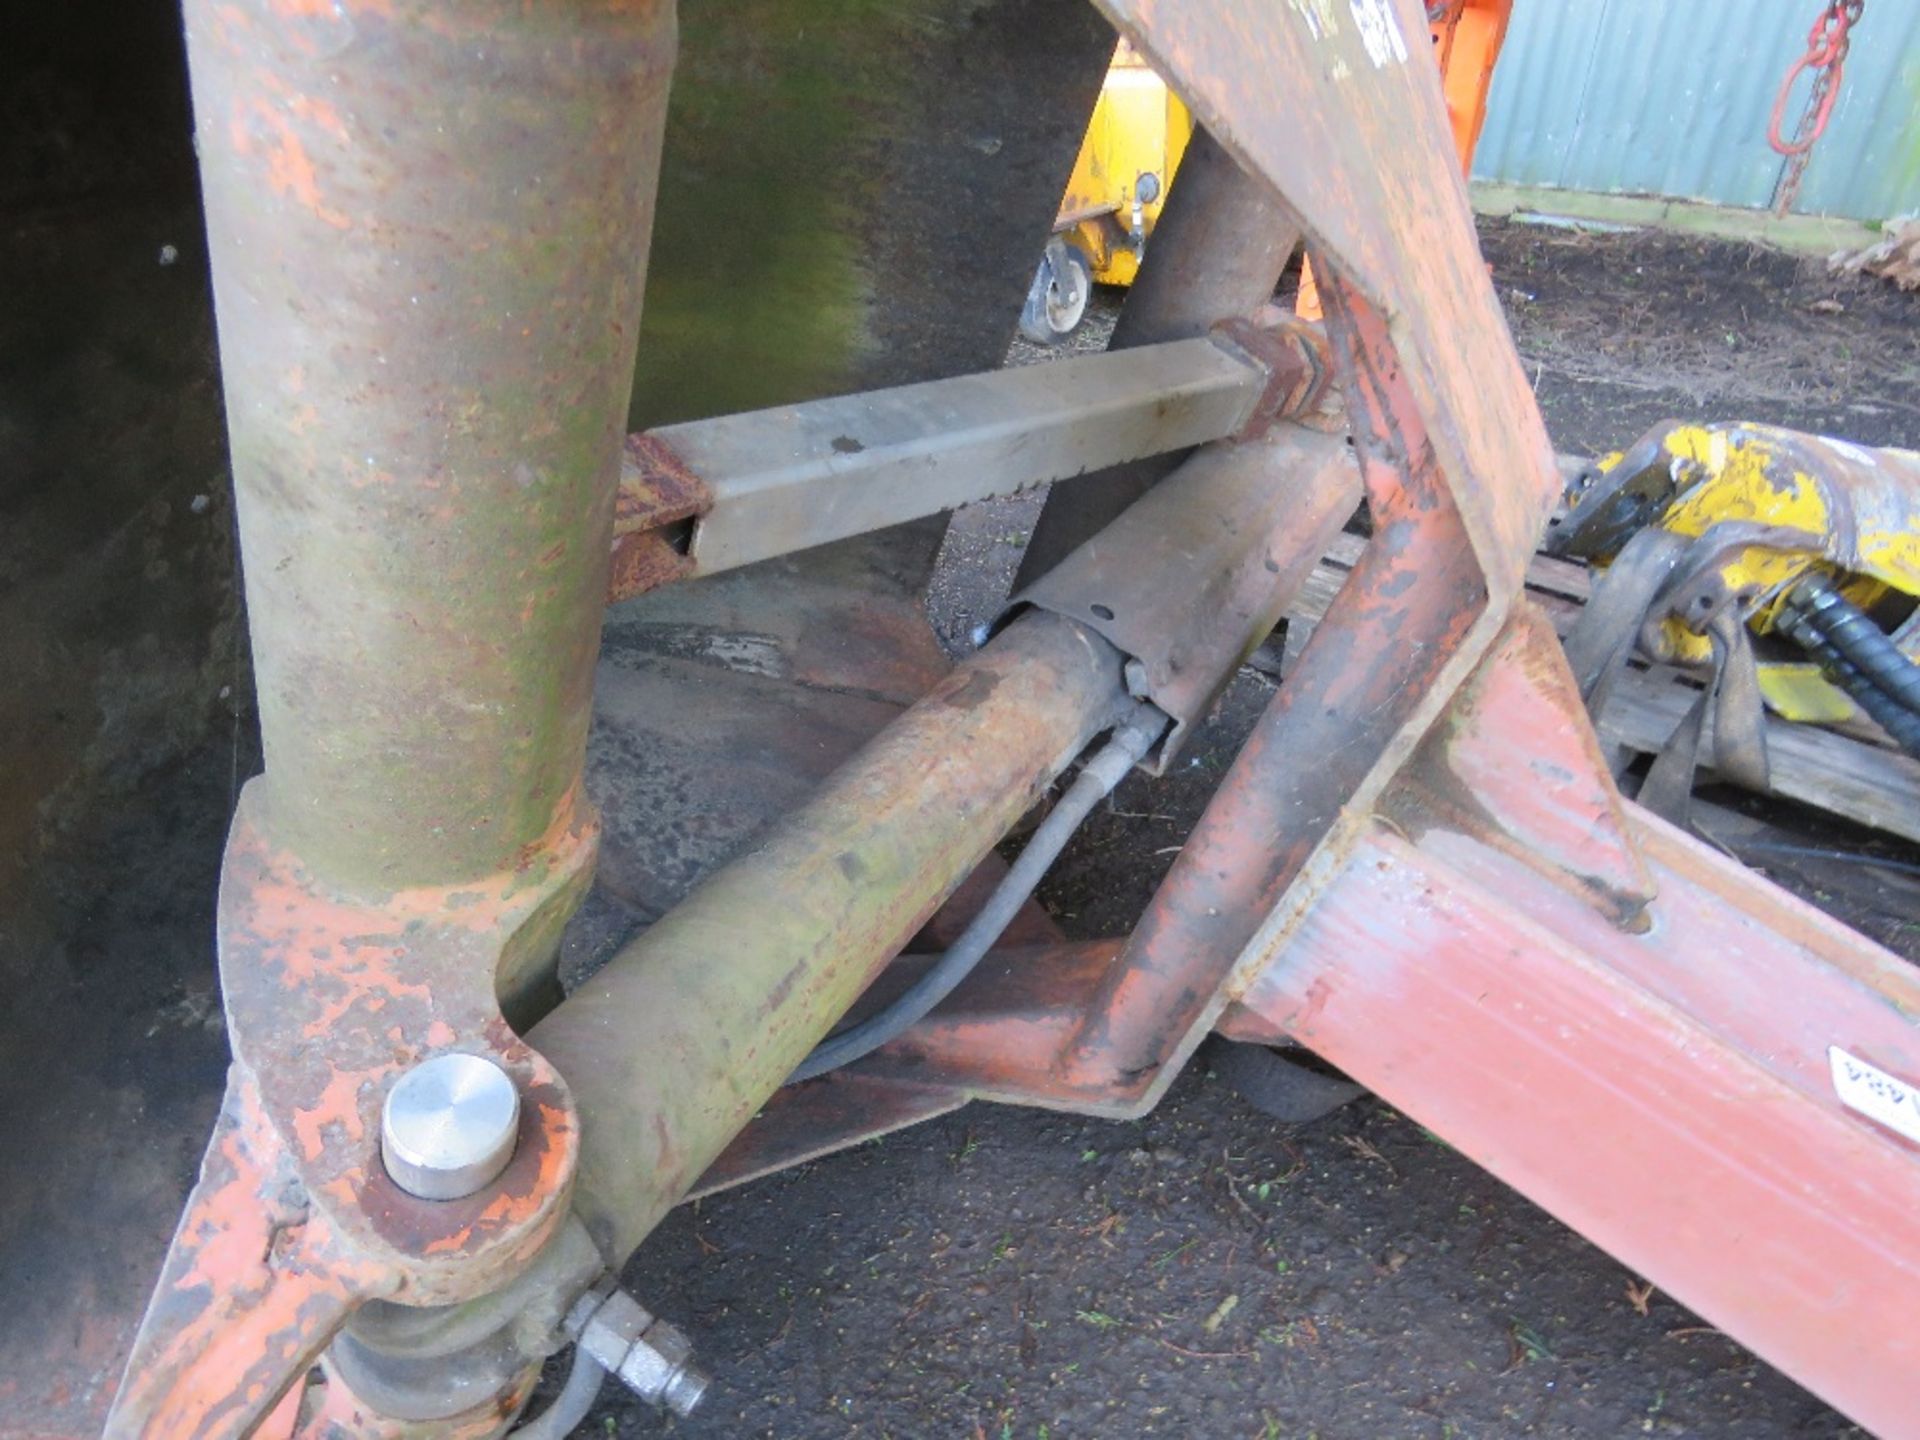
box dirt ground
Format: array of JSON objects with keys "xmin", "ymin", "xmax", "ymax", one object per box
[{"xmin": 598, "ymin": 222, "xmax": 1920, "ymax": 1439}]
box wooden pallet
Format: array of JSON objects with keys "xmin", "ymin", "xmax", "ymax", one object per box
[{"xmin": 1283, "ymin": 533, "xmax": 1920, "ymax": 844}]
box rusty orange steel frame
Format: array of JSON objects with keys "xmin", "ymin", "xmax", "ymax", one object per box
[{"xmin": 110, "ymin": 0, "xmax": 1919, "ymax": 1436}]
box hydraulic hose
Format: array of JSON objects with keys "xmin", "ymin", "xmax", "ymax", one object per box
[
  {"xmin": 1810, "ymin": 644, "xmax": 1920, "ymax": 756},
  {"xmin": 789, "ymin": 702, "xmax": 1168, "ymax": 1083},
  {"xmin": 1789, "ymin": 581, "xmax": 1920, "ymax": 712},
  {"xmin": 511, "ymin": 1347, "xmax": 606, "ymax": 1440},
  {"xmin": 1782, "ymin": 581, "xmax": 1920, "ymax": 757}
]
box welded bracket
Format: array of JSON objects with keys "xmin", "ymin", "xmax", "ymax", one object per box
[{"xmin": 105, "ymin": 791, "xmax": 596, "ymax": 1438}]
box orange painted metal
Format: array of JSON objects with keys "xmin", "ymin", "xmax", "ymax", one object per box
[
  {"xmin": 111, "ymin": 0, "xmax": 1920, "ymax": 1432},
  {"xmin": 1430, "ymin": 0, "xmax": 1514, "ymax": 167},
  {"xmin": 888, "ymin": 276, "xmax": 1502, "ymax": 1112},
  {"xmin": 105, "ymin": 1080, "xmax": 382, "ymax": 1438},
  {"xmin": 768, "ymin": 4, "xmax": 1920, "ymax": 1396},
  {"xmin": 845, "ymin": 605, "xmax": 1920, "ymax": 1435},
  {"xmin": 1295, "ymin": 0, "xmax": 1511, "ymax": 322},
  {"xmin": 1378, "ymin": 607, "xmax": 1656, "ymax": 930},
  {"xmin": 956, "ymin": 0, "xmax": 1560, "ymax": 1114},
  {"xmin": 1096, "ymin": 0, "xmax": 1561, "ymax": 600},
  {"xmin": 848, "ymin": 942, "xmax": 1126, "ymax": 1104},
  {"xmin": 106, "ymin": 797, "xmax": 595, "ymax": 1439},
  {"xmin": 1228, "ymin": 610, "xmax": 1920, "ymax": 1440}
]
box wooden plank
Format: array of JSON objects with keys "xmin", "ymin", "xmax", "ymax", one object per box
[
  {"xmin": 1597, "ymin": 666, "xmax": 1920, "ymax": 843},
  {"xmin": 1282, "ymin": 539, "xmax": 1920, "ymax": 843}
]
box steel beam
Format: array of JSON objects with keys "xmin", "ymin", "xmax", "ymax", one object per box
[
  {"xmin": 724, "ymin": 423, "xmax": 1361, "ymax": 1112},
  {"xmin": 195, "ymin": 1, "xmax": 671, "ymax": 898},
  {"xmin": 1095, "ymin": 0, "xmax": 1560, "ymax": 601},
  {"xmin": 607, "ymin": 328, "xmax": 1326, "ymax": 601},
  {"xmin": 1226, "ymin": 617, "xmax": 1920, "ymax": 1440},
  {"xmin": 851, "ymin": 285, "xmax": 1525, "ymax": 1114},
  {"xmin": 838, "ymin": 604, "xmax": 1920, "ymax": 1440},
  {"xmin": 1233, "ymin": 813, "xmax": 1920, "ymax": 1440}
]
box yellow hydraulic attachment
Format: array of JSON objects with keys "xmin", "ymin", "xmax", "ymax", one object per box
[{"xmin": 1547, "ymin": 422, "xmax": 1920, "ymax": 810}]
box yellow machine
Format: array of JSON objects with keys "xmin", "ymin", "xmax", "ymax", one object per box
[
  {"xmin": 1018, "ymin": 42, "xmax": 1192, "ymax": 343},
  {"xmin": 1022, "ymin": 5, "xmax": 1514, "ymax": 343},
  {"xmin": 1054, "ymin": 40, "xmax": 1192, "ymax": 291},
  {"xmin": 1548, "ymin": 421, "xmax": 1920, "ymax": 801}
]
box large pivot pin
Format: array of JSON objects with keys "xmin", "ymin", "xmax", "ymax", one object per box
[{"xmin": 380, "ymin": 1052, "xmax": 521, "ymax": 1201}]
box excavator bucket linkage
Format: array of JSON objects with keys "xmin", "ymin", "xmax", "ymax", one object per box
[{"xmin": 103, "ymin": 2, "xmax": 1919, "ymax": 1437}]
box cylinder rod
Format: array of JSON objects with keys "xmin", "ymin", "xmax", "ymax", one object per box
[
  {"xmin": 533, "ymin": 612, "xmax": 1130, "ymax": 1263},
  {"xmin": 187, "ymin": 0, "xmax": 676, "ymax": 893}
]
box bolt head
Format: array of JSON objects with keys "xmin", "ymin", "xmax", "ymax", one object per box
[{"xmin": 381, "ymin": 1053, "xmax": 520, "ymax": 1201}]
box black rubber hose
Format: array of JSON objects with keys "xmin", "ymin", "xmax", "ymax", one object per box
[
  {"xmin": 1788, "ymin": 622, "xmax": 1920, "ymax": 754},
  {"xmin": 1781, "ymin": 587, "xmax": 1920, "ymax": 758},
  {"xmin": 789, "ymin": 703, "xmax": 1168, "ymax": 1084},
  {"xmin": 1790, "ymin": 581, "xmax": 1920, "ymax": 713},
  {"xmin": 1840, "ymin": 670, "xmax": 1920, "ymax": 756}
]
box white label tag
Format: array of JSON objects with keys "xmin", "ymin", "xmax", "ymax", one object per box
[
  {"xmin": 1289, "ymin": 0, "xmax": 1339, "ymax": 42},
  {"xmin": 1349, "ymin": 0, "xmax": 1408, "ymax": 67},
  {"xmin": 1829, "ymin": 1046, "xmax": 1920, "ymax": 1145}
]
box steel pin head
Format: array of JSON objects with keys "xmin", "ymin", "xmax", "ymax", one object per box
[{"xmin": 380, "ymin": 1053, "xmax": 520, "ymax": 1201}]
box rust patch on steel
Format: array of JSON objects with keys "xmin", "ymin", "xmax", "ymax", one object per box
[
  {"xmin": 213, "ymin": 790, "xmax": 591, "ymax": 1293},
  {"xmin": 108, "ymin": 789, "xmax": 596, "ymax": 1437},
  {"xmin": 614, "ymin": 432, "xmax": 712, "ymax": 534},
  {"xmin": 1211, "ymin": 317, "xmax": 1334, "ymax": 436},
  {"xmin": 608, "ymin": 433, "xmax": 714, "ymax": 602},
  {"xmin": 608, "ymin": 529, "xmax": 697, "ymax": 602},
  {"xmin": 104, "ymin": 1077, "xmax": 388, "ymax": 1439}
]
